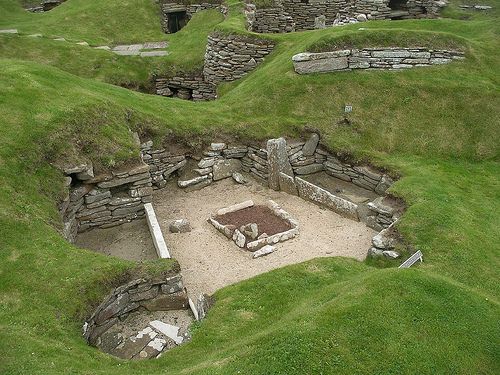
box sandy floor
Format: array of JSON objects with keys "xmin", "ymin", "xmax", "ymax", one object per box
[
  {"xmin": 76, "ymin": 219, "xmax": 157, "ymax": 261},
  {"xmin": 154, "ymin": 176, "xmax": 375, "ymax": 298}
]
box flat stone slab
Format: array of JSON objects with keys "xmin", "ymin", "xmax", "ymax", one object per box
[
  {"xmin": 95, "ymin": 45, "xmax": 111, "ymax": 50},
  {"xmin": 143, "ymin": 41, "xmax": 168, "ymax": 49},
  {"xmin": 149, "ymin": 320, "xmax": 183, "ymax": 344},
  {"xmin": 0, "ymin": 29, "xmax": 18, "ymax": 34},
  {"xmin": 113, "ymin": 44, "xmax": 144, "ymax": 51},
  {"xmin": 113, "ymin": 50, "xmax": 140, "ymax": 56},
  {"xmin": 140, "ymin": 51, "xmax": 168, "ymax": 57}
]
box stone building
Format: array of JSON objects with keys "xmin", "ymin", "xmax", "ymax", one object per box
[{"xmin": 245, "ymin": 0, "xmax": 447, "ymax": 33}]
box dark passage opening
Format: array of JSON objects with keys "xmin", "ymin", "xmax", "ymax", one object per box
[
  {"xmin": 388, "ymin": 0, "xmax": 409, "ymax": 19},
  {"xmin": 388, "ymin": 0, "xmax": 407, "ymax": 10},
  {"xmin": 167, "ymin": 11, "xmax": 188, "ymax": 33}
]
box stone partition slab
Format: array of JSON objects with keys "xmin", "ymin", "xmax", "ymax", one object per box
[
  {"xmin": 295, "ymin": 177, "xmax": 359, "ymax": 220},
  {"xmin": 293, "ymin": 48, "xmax": 465, "ymax": 74},
  {"xmin": 144, "ymin": 203, "xmax": 171, "ymax": 259}
]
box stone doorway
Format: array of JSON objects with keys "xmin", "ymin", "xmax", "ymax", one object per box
[
  {"xmin": 167, "ymin": 11, "xmax": 188, "ymax": 33},
  {"xmin": 388, "ymin": 0, "xmax": 410, "ymax": 18}
]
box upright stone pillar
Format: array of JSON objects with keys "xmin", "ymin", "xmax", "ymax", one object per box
[{"xmin": 267, "ymin": 137, "xmax": 294, "ymax": 191}]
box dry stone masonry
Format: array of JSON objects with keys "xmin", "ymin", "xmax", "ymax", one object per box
[
  {"xmin": 245, "ymin": 0, "xmax": 447, "ymax": 33},
  {"xmin": 58, "ymin": 162, "xmax": 153, "ymax": 242},
  {"xmin": 156, "ymin": 75, "xmax": 217, "ymax": 101},
  {"xmin": 83, "ymin": 274, "xmax": 190, "ymax": 359},
  {"xmin": 292, "ymin": 47, "xmax": 465, "ymax": 74},
  {"xmin": 155, "ymin": 33, "xmax": 275, "ymax": 101},
  {"xmin": 203, "ymin": 33, "xmax": 275, "ymax": 83}
]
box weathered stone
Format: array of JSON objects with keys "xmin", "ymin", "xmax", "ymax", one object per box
[
  {"xmin": 232, "ymin": 229, "xmax": 246, "ymax": 248},
  {"xmin": 178, "ymin": 174, "xmax": 210, "ymax": 188},
  {"xmin": 294, "ymin": 163, "xmax": 323, "ymax": 175},
  {"xmin": 213, "ymin": 159, "xmax": 242, "ymax": 181},
  {"xmin": 141, "ymin": 292, "xmax": 188, "ymax": 311},
  {"xmin": 129, "ymin": 186, "xmax": 153, "ymax": 198},
  {"xmin": 232, "ymin": 172, "xmax": 247, "ymax": 184},
  {"xmin": 163, "ymin": 159, "xmax": 187, "ymax": 178},
  {"xmin": 367, "ymin": 197, "xmax": 396, "ymax": 216},
  {"xmin": 194, "ymin": 167, "xmax": 212, "ymax": 176},
  {"xmin": 210, "ymin": 143, "xmax": 226, "ymax": 151},
  {"xmin": 70, "ymin": 184, "xmax": 92, "ymax": 202},
  {"xmin": 169, "ymin": 219, "xmax": 191, "ymax": 233},
  {"xmin": 302, "ymin": 133, "xmax": 320, "ymax": 156},
  {"xmin": 293, "ymin": 54, "xmax": 349, "ymax": 74},
  {"xmin": 112, "ymin": 327, "xmax": 157, "ymax": 360},
  {"xmin": 198, "ymin": 158, "xmax": 217, "ymax": 168},
  {"xmin": 149, "ymin": 320, "xmax": 184, "ymax": 344},
  {"xmin": 95, "ymin": 293, "xmax": 130, "ymax": 324},
  {"xmin": 252, "ymin": 245, "xmax": 275, "ymax": 258},
  {"xmin": 295, "ymin": 177, "xmax": 358, "ymax": 220},
  {"xmin": 375, "ymin": 175, "xmax": 394, "ymax": 195},
  {"xmin": 97, "ymin": 172, "xmax": 150, "ymax": 189},
  {"xmin": 76, "ymin": 163, "xmax": 94, "ymax": 180},
  {"xmin": 279, "ymin": 172, "xmax": 298, "ymax": 196},
  {"xmin": 267, "ymin": 137, "xmax": 293, "ymax": 191},
  {"xmin": 85, "ymin": 189, "xmax": 111, "ymax": 204},
  {"xmin": 383, "ymin": 250, "xmax": 400, "ymax": 259},
  {"xmin": 129, "ymin": 286, "xmax": 159, "ymax": 302},
  {"xmin": 241, "ymin": 223, "xmax": 259, "ymax": 240},
  {"xmin": 372, "ymin": 228, "xmax": 396, "ymax": 250},
  {"xmin": 368, "ymin": 247, "xmax": 384, "ymax": 257},
  {"xmin": 216, "ymin": 200, "xmax": 254, "ymax": 216},
  {"xmin": 183, "ymin": 178, "xmax": 212, "ymax": 192}
]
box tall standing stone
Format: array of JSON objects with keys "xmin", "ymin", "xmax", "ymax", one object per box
[{"xmin": 267, "ymin": 138, "xmax": 293, "ymax": 191}]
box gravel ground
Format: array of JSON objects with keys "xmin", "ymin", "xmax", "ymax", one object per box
[{"xmin": 154, "ymin": 176, "xmax": 375, "ymax": 299}]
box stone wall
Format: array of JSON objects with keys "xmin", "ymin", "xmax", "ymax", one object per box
[
  {"xmin": 83, "ymin": 274, "xmax": 188, "ymax": 346},
  {"xmin": 138, "ymin": 133, "xmax": 402, "ymax": 230},
  {"xmin": 292, "ymin": 48, "xmax": 465, "ymax": 74},
  {"xmin": 245, "ymin": 4, "xmax": 295, "ymax": 33},
  {"xmin": 245, "ymin": 0, "xmax": 446, "ymax": 33},
  {"xmin": 203, "ymin": 34, "xmax": 275, "ymax": 83},
  {"xmin": 156, "ymin": 75, "xmax": 217, "ymax": 101},
  {"xmin": 58, "ymin": 162, "xmax": 153, "ymax": 242},
  {"xmin": 154, "ymin": 33, "xmax": 274, "ymax": 101}
]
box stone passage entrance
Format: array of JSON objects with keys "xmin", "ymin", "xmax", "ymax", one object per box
[{"xmin": 167, "ymin": 11, "xmax": 188, "ymax": 33}]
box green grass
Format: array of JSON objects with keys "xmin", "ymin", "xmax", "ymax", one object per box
[{"xmin": 0, "ymin": 0, "xmax": 499, "ymax": 373}]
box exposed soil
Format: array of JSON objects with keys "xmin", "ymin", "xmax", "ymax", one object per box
[
  {"xmin": 75, "ymin": 219, "xmax": 157, "ymax": 261},
  {"xmin": 154, "ymin": 175, "xmax": 376, "ymax": 298},
  {"xmin": 215, "ymin": 205, "xmax": 291, "ymax": 236}
]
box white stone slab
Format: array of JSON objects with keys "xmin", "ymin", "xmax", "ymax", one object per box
[
  {"xmin": 216, "ymin": 200, "xmax": 254, "ymax": 216},
  {"xmin": 149, "ymin": 320, "xmax": 183, "ymax": 344},
  {"xmin": 0, "ymin": 29, "xmax": 18, "ymax": 34},
  {"xmin": 253, "ymin": 245, "xmax": 275, "ymax": 258},
  {"xmin": 144, "ymin": 203, "xmax": 171, "ymax": 259}
]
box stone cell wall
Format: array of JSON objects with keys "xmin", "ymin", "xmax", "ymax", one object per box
[
  {"xmin": 58, "ymin": 162, "xmax": 153, "ymax": 241},
  {"xmin": 245, "ymin": 4, "xmax": 295, "ymax": 33},
  {"xmin": 292, "ymin": 48, "xmax": 465, "ymax": 74},
  {"xmin": 84, "ymin": 274, "xmax": 187, "ymax": 346},
  {"xmin": 203, "ymin": 34, "xmax": 275, "ymax": 83},
  {"xmin": 156, "ymin": 75, "xmax": 217, "ymax": 101},
  {"xmin": 154, "ymin": 33, "xmax": 274, "ymax": 101},
  {"xmin": 246, "ymin": 0, "xmax": 446, "ymax": 33}
]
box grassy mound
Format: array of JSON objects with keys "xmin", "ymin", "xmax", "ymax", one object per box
[{"xmin": 0, "ymin": 0, "xmax": 499, "ymax": 373}]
